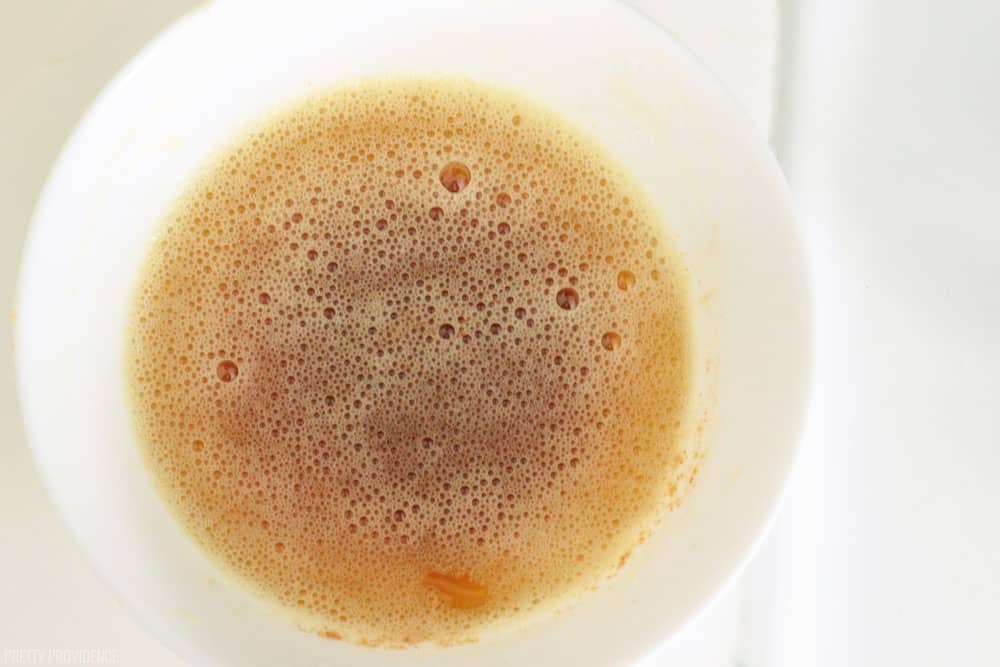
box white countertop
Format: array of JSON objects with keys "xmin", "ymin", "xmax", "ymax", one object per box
[
  {"xmin": 7, "ymin": 1, "xmax": 999, "ymax": 666},
  {"xmin": 776, "ymin": 1, "xmax": 1000, "ymax": 664}
]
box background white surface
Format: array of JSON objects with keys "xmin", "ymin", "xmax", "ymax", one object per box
[
  {"xmin": 775, "ymin": 1, "xmax": 1000, "ymax": 665},
  {"xmin": 6, "ymin": 0, "xmax": 999, "ymax": 666}
]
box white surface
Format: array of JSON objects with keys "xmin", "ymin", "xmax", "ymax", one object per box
[
  {"xmin": 0, "ymin": 1, "xmax": 779, "ymax": 665},
  {"xmin": 774, "ymin": 1, "xmax": 1000, "ymax": 665}
]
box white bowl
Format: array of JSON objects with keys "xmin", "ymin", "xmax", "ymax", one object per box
[{"xmin": 14, "ymin": 1, "xmax": 812, "ymax": 664}]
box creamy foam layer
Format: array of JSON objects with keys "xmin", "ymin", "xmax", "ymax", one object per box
[{"xmin": 128, "ymin": 80, "xmax": 693, "ymax": 645}]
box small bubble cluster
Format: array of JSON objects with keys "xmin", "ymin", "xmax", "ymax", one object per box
[{"xmin": 128, "ymin": 80, "xmax": 692, "ymax": 646}]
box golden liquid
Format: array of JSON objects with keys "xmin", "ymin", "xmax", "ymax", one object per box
[{"xmin": 128, "ymin": 79, "xmax": 693, "ymax": 646}]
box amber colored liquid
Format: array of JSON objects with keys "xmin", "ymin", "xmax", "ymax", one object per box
[{"xmin": 128, "ymin": 79, "xmax": 693, "ymax": 646}]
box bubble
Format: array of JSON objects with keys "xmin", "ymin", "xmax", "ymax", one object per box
[
  {"xmin": 439, "ymin": 162, "xmax": 471, "ymax": 193},
  {"xmin": 216, "ymin": 360, "xmax": 239, "ymax": 382},
  {"xmin": 259, "ymin": 292, "xmax": 271, "ymax": 304},
  {"xmin": 439, "ymin": 324, "xmax": 455, "ymax": 339},
  {"xmin": 497, "ymin": 222, "xmax": 510, "ymax": 235},
  {"xmin": 490, "ymin": 324, "xmax": 501, "ymax": 335},
  {"xmin": 429, "ymin": 206, "xmax": 444, "ymax": 221},
  {"xmin": 496, "ymin": 193, "xmax": 511, "ymax": 208},
  {"xmin": 601, "ymin": 332, "xmax": 622, "ymax": 351},
  {"xmin": 323, "ymin": 308, "xmax": 335, "ymax": 320},
  {"xmin": 555, "ymin": 288, "xmax": 579, "ymax": 310},
  {"xmin": 616, "ymin": 271, "xmax": 636, "ymax": 291},
  {"xmin": 514, "ymin": 307, "xmax": 526, "ymax": 319}
]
